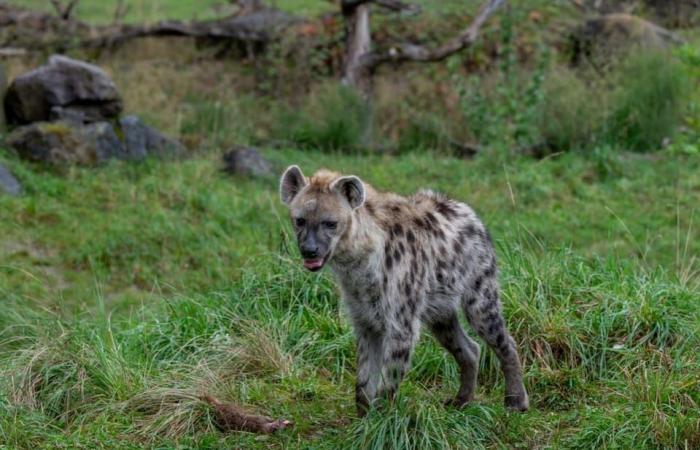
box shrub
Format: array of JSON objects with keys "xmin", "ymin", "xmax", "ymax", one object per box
[
  {"xmin": 606, "ymin": 50, "xmax": 691, "ymax": 152},
  {"xmin": 277, "ymin": 84, "xmax": 370, "ymax": 152},
  {"xmin": 538, "ymin": 68, "xmax": 604, "ymax": 152}
]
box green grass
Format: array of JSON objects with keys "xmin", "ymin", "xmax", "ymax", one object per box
[
  {"xmin": 2, "ymin": 1, "xmax": 700, "ymax": 448},
  {"xmin": 8, "ymin": 0, "xmax": 335, "ymax": 24},
  {"xmin": 7, "ymin": 0, "xmax": 505, "ymax": 24},
  {"xmin": 1, "ymin": 148, "xmax": 699, "ymax": 449}
]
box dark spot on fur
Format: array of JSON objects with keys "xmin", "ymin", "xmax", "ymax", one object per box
[
  {"xmin": 473, "ymin": 275, "xmax": 484, "ymax": 292},
  {"xmin": 406, "ymin": 230, "xmax": 416, "ymax": 244},
  {"xmin": 392, "ymin": 223, "xmax": 404, "ymax": 237},
  {"xmin": 496, "ymin": 333, "xmax": 505, "ymax": 347},
  {"xmin": 391, "ymin": 348, "xmax": 410, "ymax": 362},
  {"xmin": 453, "ymin": 238, "xmax": 463, "ymax": 255},
  {"xmin": 485, "ymin": 312, "xmax": 501, "ymax": 324},
  {"xmin": 434, "ymin": 227, "xmax": 445, "ymax": 240},
  {"xmin": 484, "ymin": 259, "xmax": 496, "ymax": 278},
  {"xmin": 385, "ymin": 253, "xmax": 394, "ymax": 271},
  {"xmin": 393, "ymin": 247, "xmax": 402, "ymax": 263},
  {"xmin": 436, "ymin": 201, "xmax": 457, "ymax": 219},
  {"xmin": 461, "ymin": 224, "xmax": 478, "ymax": 239}
]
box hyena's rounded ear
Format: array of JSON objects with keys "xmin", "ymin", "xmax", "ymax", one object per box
[
  {"xmin": 280, "ymin": 165, "xmax": 307, "ymax": 205},
  {"xmin": 330, "ymin": 176, "xmax": 365, "ymax": 210}
]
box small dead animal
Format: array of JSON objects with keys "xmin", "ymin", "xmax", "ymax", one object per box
[{"xmin": 202, "ymin": 394, "xmax": 293, "ymax": 434}]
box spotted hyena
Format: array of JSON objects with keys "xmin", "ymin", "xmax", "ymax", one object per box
[{"xmin": 279, "ymin": 165, "xmax": 529, "ymax": 415}]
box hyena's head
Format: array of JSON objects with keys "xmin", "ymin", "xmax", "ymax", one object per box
[{"xmin": 279, "ymin": 165, "xmax": 365, "ymax": 271}]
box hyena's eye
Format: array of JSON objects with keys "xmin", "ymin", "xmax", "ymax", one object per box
[
  {"xmin": 295, "ymin": 217, "xmax": 306, "ymax": 227},
  {"xmin": 323, "ymin": 221, "xmax": 337, "ymax": 230}
]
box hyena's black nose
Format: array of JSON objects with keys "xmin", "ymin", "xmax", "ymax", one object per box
[{"xmin": 301, "ymin": 244, "xmax": 319, "ymax": 259}]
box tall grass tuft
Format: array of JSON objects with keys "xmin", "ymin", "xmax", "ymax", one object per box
[
  {"xmin": 278, "ymin": 84, "xmax": 370, "ymax": 152},
  {"xmin": 607, "ymin": 50, "xmax": 692, "ymax": 152}
]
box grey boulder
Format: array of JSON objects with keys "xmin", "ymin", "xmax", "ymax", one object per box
[
  {"xmin": 223, "ymin": 146, "xmax": 273, "ymax": 178},
  {"xmin": 0, "ymin": 163, "xmax": 21, "ymax": 196},
  {"xmin": 6, "ymin": 118, "xmax": 185, "ymax": 166},
  {"xmin": 119, "ymin": 115, "xmax": 185, "ymax": 160},
  {"xmin": 4, "ymin": 55, "xmax": 123, "ymax": 125},
  {"xmin": 570, "ymin": 14, "xmax": 682, "ymax": 65}
]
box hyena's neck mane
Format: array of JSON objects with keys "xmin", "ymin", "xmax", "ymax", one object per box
[
  {"xmin": 332, "ymin": 187, "xmax": 407, "ymax": 268},
  {"xmin": 328, "ymin": 187, "xmax": 381, "ymax": 263}
]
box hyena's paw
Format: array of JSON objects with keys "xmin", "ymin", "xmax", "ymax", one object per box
[
  {"xmin": 504, "ymin": 392, "xmax": 529, "ymax": 412},
  {"xmin": 443, "ymin": 395, "xmax": 473, "ymax": 409}
]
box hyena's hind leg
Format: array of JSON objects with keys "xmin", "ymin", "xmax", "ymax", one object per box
[
  {"xmin": 429, "ymin": 312, "xmax": 481, "ymax": 407},
  {"xmin": 463, "ymin": 282, "xmax": 529, "ymax": 411}
]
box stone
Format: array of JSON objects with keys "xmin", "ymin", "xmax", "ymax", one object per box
[
  {"xmin": 83, "ymin": 122, "xmax": 126, "ymax": 162},
  {"xmin": 119, "ymin": 115, "xmax": 186, "ymax": 160},
  {"xmin": 570, "ymin": 14, "xmax": 682, "ymax": 66},
  {"xmin": 6, "ymin": 118, "xmax": 185, "ymax": 166},
  {"xmin": 223, "ymin": 146, "xmax": 273, "ymax": 178},
  {"xmin": 0, "ymin": 163, "xmax": 21, "ymax": 196},
  {"xmin": 6, "ymin": 121, "xmax": 115, "ymax": 165},
  {"xmin": 4, "ymin": 55, "xmax": 123, "ymax": 125}
]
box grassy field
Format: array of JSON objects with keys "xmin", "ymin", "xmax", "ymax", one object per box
[
  {"xmin": 0, "ymin": 149, "xmax": 698, "ymax": 449},
  {"xmin": 2, "ymin": 0, "xmax": 700, "ymax": 449},
  {"xmin": 8, "ymin": 0, "xmax": 490, "ymax": 24}
]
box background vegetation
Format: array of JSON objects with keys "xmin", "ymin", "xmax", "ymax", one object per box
[{"xmin": 1, "ymin": 0, "xmax": 699, "ymax": 449}]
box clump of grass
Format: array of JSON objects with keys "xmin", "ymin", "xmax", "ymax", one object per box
[
  {"xmin": 537, "ymin": 50, "xmax": 692, "ymax": 153},
  {"xmin": 277, "ymin": 83, "xmax": 370, "ymax": 152},
  {"xmin": 342, "ymin": 397, "xmax": 499, "ymax": 450},
  {"xmin": 607, "ymin": 50, "xmax": 692, "ymax": 152},
  {"xmin": 538, "ymin": 68, "xmax": 604, "ymax": 152}
]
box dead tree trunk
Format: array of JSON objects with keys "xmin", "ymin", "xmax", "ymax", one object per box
[
  {"xmin": 342, "ymin": 2, "xmax": 372, "ymax": 96},
  {"xmin": 340, "ymin": 0, "xmax": 506, "ymax": 97}
]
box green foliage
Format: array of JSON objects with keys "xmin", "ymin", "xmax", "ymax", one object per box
[
  {"xmin": 2, "ymin": 1, "xmax": 700, "ymax": 448},
  {"xmin": 1, "ymin": 148, "xmax": 699, "ymax": 449},
  {"xmin": 277, "ymin": 84, "xmax": 370, "ymax": 152},
  {"xmin": 606, "ymin": 50, "xmax": 692, "ymax": 152},
  {"xmin": 450, "ymin": 9, "xmax": 550, "ymax": 153},
  {"xmin": 537, "ymin": 68, "xmax": 604, "ymax": 152}
]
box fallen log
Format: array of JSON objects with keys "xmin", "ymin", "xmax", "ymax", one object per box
[{"xmin": 0, "ymin": 4, "xmax": 299, "ymax": 53}]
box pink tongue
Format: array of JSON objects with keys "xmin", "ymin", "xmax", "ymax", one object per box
[{"xmin": 303, "ymin": 258, "xmax": 324, "ymax": 269}]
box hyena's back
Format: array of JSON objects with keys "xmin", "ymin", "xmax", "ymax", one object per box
[
  {"xmin": 369, "ymin": 189, "xmax": 499, "ymax": 319},
  {"xmin": 359, "ymin": 189, "xmax": 528, "ymax": 410}
]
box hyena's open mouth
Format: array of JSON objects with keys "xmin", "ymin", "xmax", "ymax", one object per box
[{"xmin": 303, "ymin": 256, "xmax": 327, "ymax": 271}]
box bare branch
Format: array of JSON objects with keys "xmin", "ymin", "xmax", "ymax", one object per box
[
  {"xmin": 49, "ymin": 0, "xmax": 63, "ymax": 17},
  {"xmin": 112, "ymin": 0, "xmax": 130, "ymax": 25},
  {"xmin": 362, "ymin": 0, "xmax": 505, "ymax": 69},
  {"xmin": 50, "ymin": 0, "xmax": 79, "ymax": 20}
]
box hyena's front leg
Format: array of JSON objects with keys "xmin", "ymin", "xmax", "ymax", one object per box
[
  {"xmin": 355, "ymin": 328, "xmax": 383, "ymax": 416},
  {"xmin": 377, "ymin": 316, "xmax": 420, "ymax": 402}
]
